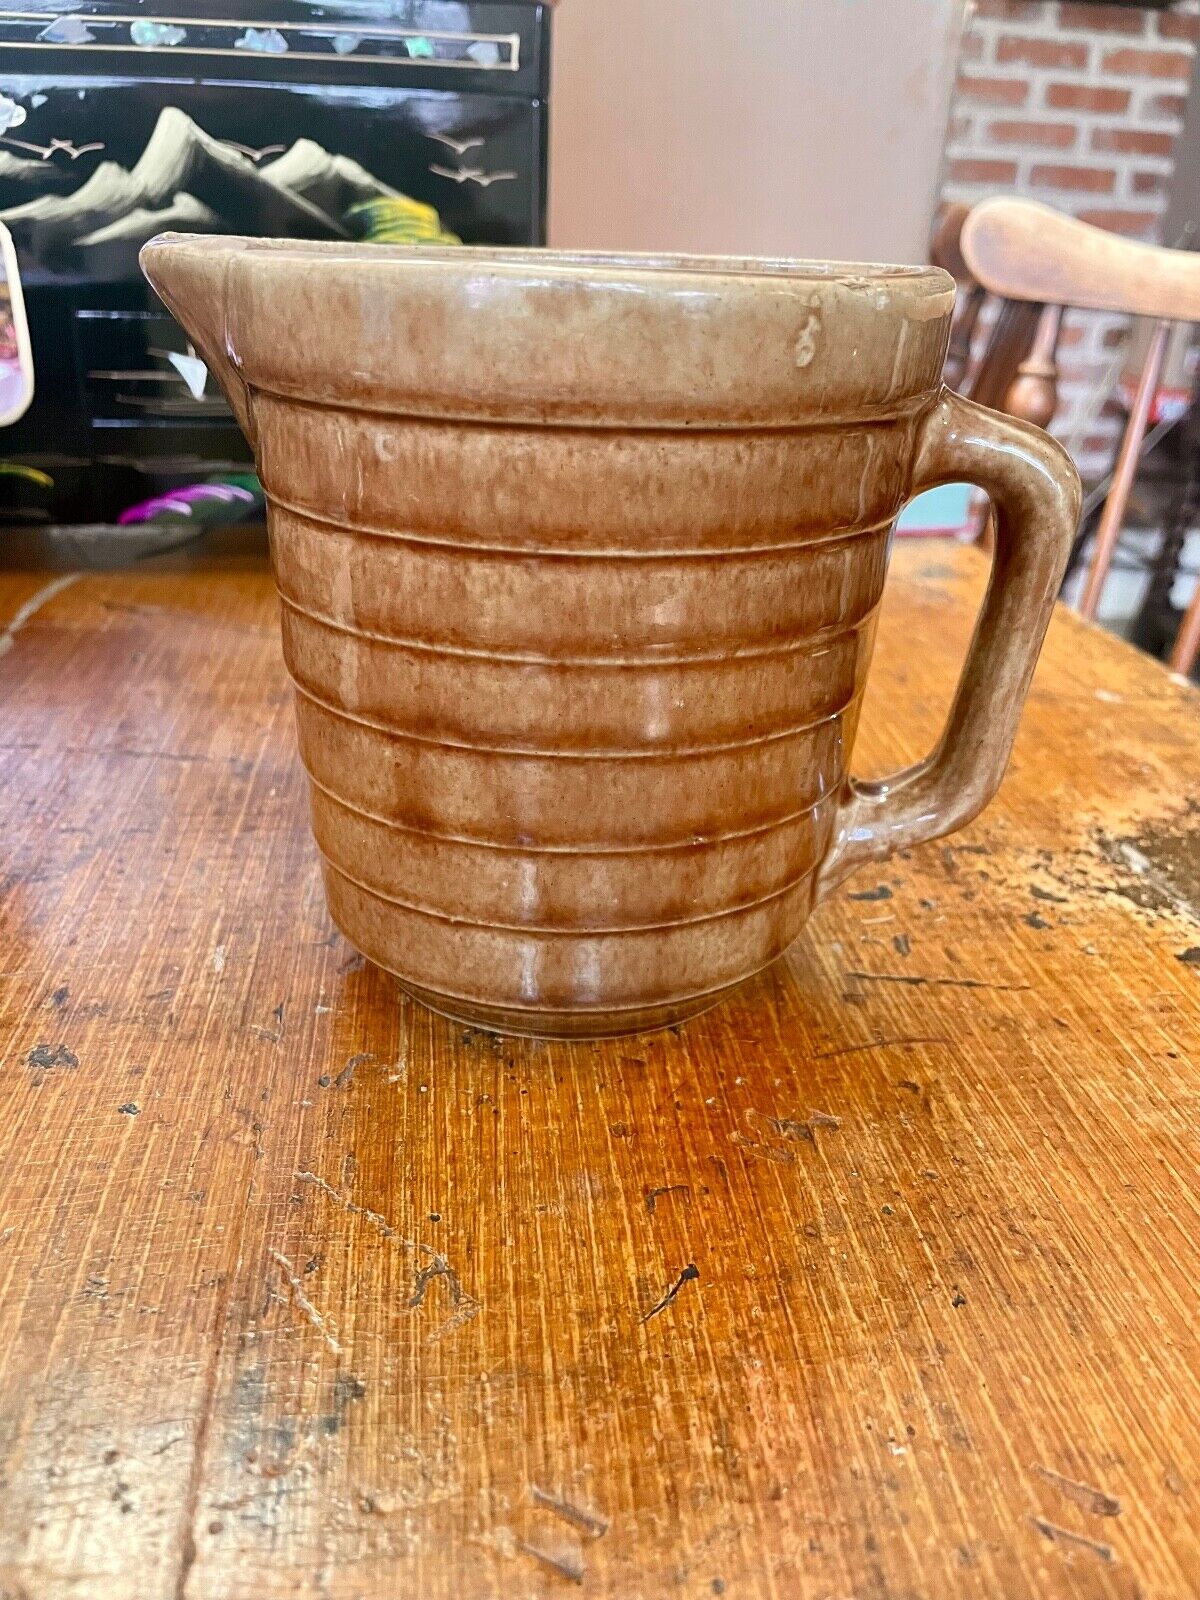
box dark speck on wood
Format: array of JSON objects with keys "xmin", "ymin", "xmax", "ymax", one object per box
[
  {"xmin": 332, "ymin": 1372, "xmax": 367, "ymax": 1406},
  {"xmin": 645, "ymin": 1184, "xmax": 691, "ymax": 1215},
  {"xmin": 1177, "ymin": 948, "xmax": 1200, "ymax": 969},
  {"xmin": 460, "ymin": 1026, "xmax": 506, "ymax": 1056},
  {"xmin": 1094, "ymin": 808, "xmax": 1200, "ymax": 920},
  {"xmin": 893, "ymin": 933, "xmax": 911, "ymax": 957},
  {"xmin": 1024, "ymin": 912, "xmax": 1051, "ymax": 930},
  {"xmin": 849, "ymin": 884, "xmax": 893, "ymax": 902},
  {"xmin": 641, "ymin": 1262, "xmax": 700, "ymax": 1323},
  {"xmin": 48, "ymin": 985, "xmax": 69, "ymax": 1009},
  {"xmin": 334, "ymin": 1052, "xmax": 373, "ymax": 1088},
  {"xmin": 117, "ymin": 1102, "xmax": 140, "ymax": 1116},
  {"xmin": 765, "ymin": 1115, "xmax": 814, "ymax": 1142},
  {"xmin": 1031, "ymin": 885, "xmax": 1068, "ymax": 904},
  {"xmin": 27, "ymin": 1044, "xmax": 78, "ymax": 1070}
]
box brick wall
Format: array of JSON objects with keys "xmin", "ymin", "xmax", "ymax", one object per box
[{"xmin": 940, "ymin": 0, "xmax": 1199, "ymax": 479}]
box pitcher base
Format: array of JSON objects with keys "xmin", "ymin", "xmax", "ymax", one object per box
[{"xmin": 394, "ymin": 975, "xmax": 746, "ymax": 1040}]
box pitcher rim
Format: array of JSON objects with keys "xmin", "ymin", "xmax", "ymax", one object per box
[{"xmin": 142, "ymin": 232, "xmax": 953, "ymax": 296}]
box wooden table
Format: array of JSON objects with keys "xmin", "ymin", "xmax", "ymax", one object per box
[{"xmin": 0, "ymin": 537, "xmax": 1197, "ymax": 1600}]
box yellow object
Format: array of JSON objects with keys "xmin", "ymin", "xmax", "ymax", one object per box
[
  {"xmin": 346, "ymin": 196, "xmax": 459, "ymax": 246},
  {"xmin": 0, "ymin": 462, "xmax": 53, "ymax": 489}
]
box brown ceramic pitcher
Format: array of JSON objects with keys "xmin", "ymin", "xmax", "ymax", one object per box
[{"xmin": 142, "ymin": 238, "xmax": 1081, "ymax": 1038}]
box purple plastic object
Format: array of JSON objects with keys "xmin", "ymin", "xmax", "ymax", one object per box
[{"xmin": 117, "ymin": 482, "xmax": 256, "ymax": 526}]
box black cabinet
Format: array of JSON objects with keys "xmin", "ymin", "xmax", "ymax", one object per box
[{"xmin": 0, "ymin": 0, "xmax": 552, "ymax": 522}]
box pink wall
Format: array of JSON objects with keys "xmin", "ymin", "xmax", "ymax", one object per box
[{"xmin": 549, "ymin": 0, "xmax": 967, "ymax": 266}]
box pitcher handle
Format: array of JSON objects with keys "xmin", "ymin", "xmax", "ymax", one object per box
[{"xmin": 816, "ymin": 387, "xmax": 1081, "ymax": 901}]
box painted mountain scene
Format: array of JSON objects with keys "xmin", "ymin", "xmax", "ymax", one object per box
[{"xmin": 0, "ymin": 103, "xmax": 461, "ymax": 277}]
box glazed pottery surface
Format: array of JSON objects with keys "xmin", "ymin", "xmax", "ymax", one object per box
[{"xmin": 141, "ymin": 238, "xmax": 1081, "ymax": 1037}]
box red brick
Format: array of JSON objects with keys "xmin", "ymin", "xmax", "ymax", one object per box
[
  {"xmin": 1077, "ymin": 207, "xmax": 1160, "ymax": 237},
  {"xmin": 1100, "ymin": 46, "xmax": 1193, "ymax": 79},
  {"xmin": 948, "ymin": 112, "xmax": 973, "ymax": 142},
  {"xmin": 1101, "ymin": 326, "xmax": 1128, "ymax": 349},
  {"xmin": 1158, "ymin": 10, "xmax": 1200, "ymax": 43},
  {"xmin": 957, "ymin": 73, "xmax": 1030, "ymax": 106},
  {"xmin": 1044, "ymin": 83, "xmax": 1130, "ymax": 113},
  {"xmin": 960, "ymin": 29, "xmax": 986, "ymax": 62},
  {"xmin": 1091, "ymin": 126, "xmax": 1176, "ymax": 158},
  {"xmin": 1058, "ymin": 324, "xmax": 1085, "ymax": 349},
  {"xmin": 948, "ymin": 156, "xmax": 1020, "ymax": 183},
  {"xmin": 1030, "ymin": 163, "xmax": 1117, "ymax": 193},
  {"xmin": 996, "ymin": 35, "xmax": 1090, "ymax": 69},
  {"xmin": 987, "ymin": 117, "xmax": 1076, "ymax": 149},
  {"xmin": 1144, "ymin": 91, "xmax": 1189, "ymax": 122},
  {"xmin": 1131, "ymin": 170, "xmax": 1169, "ymax": 196},
  {"xmin": 1059, "ymin": 3, "xmax": 1147, "ymax": 33},
  {"xmin": 974, "ymin": 0, "xmax": 1046, "ymax": 16}
]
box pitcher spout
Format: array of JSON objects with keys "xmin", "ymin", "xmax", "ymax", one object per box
[{"xmin": 140, "ymin": 233, "xmax": 255, "ymax": 442}]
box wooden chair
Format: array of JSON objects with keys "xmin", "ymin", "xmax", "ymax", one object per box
[
  {"xmin": 959, "ymin": 198, "xmax": 1200, "ymax": 678},
  {"xmin": 931, "ymin": 200, "xmax": 1062, "ymax": 428}
]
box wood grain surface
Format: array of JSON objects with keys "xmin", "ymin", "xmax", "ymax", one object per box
[{"xmin": 0, "ymin": 536, "xmax": 1198, "ymax": 1600}]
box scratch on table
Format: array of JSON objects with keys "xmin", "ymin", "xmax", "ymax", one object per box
[
  {"xmin": 730, "ymin": 1128, "xmax": 796, "ymax": 1164},
  {"xmin": 425, "ymin": 1288, "xmax": 481, "ymax": 1343},
  {"xmin": 645, "ymin": 1184, "xmax": 691, "ymax": 1215},
  {"xmin": 815, "ymin": 1035, "xmax": 950, "ymax": 1059},
  {"xmin": 0, "ymin": 572, "xmax": 80, "ymax": 661},
  {"xmin": 1034, "ymin": 1463, "xmax": 1122, "ymax": 1517},
  {"xmin": 295, "ymin": 1168, "xmax": 480, "ymax": 1338},
  {"xmin": 1030, "ymin": 1515, "xmax": 1115, "ymax": 1563},
  {"xmin": 333, "ymin": 1051, "xmax": 373, "ymax": 1089},
  {"xmin": 530, "ymin": 1483, "xmax": 609, "ymax": 1538},
  {"xmin": 295, "ymin": 1169, "xmax": 405, "ymax": 1243},
  {"xmin": 762, "ymin": 1114, "xmax": 815, "ymax": 1143},
  {"xmin": 270, "ymin": 1249, "xmax": 341, "ymax": 1355},
  {"xmin": 407, "ymin": 1252, "xmax": 481, "ymax": 1342},
  {"xmin": 517, "ymin": 1537, "xmax": 585, "ymax": 1584},
  {"xmin": 845, "ymin": 970, "xmax": 1030, "ymax": 992},
  {"xmin": 641, "ymin": 1262, "xmax": 700, "ymax": 1324}
]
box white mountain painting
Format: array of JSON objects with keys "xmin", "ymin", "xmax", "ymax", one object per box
[
  {"xmin": 259, "ymin": 139, "xmax": 400, "ymax": 220},
  {"xmin": 0, "ymin": 149, "xmax": 74, "ymax": 189},
  {"xmin": 0, "ymin": 106, "xmax": 419, "ymax": 268}
]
